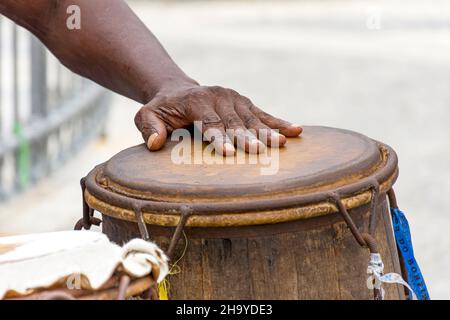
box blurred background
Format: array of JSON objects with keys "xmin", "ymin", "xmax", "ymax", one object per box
[{"xmin": 0, "ymin": 0, "xmax": 449, "ymax": 298}]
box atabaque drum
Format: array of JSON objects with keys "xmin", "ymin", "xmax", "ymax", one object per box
[{"xmin": 80, "ymin": 126, "xmax": 405, "ymax": 300}]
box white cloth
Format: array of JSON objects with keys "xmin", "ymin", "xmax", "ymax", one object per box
[{"xmin": 0, "ymin": 231, "xmax": 168, "ymax": 299}]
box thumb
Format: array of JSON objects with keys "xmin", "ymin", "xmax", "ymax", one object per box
[{"xmin": 134, "ymin": 106, "xmax": 168, "ymax": 151}]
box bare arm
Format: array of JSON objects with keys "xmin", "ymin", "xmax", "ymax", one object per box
[
  {"xmin": 1, "ymin": 0, "xmax": 193, "ymax": 103},
  {"xmin": 1, "ymin": 0, "xmax": 302, "ymax": 155}
]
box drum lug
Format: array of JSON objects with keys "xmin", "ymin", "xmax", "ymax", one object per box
[
  {"xmin": 328, "ymin": 192, "xmax": 367, "ymax": 247},
  {"xmin": 328, "ymin": 191, "xmax": 383, "ymax": 300},
  {"xmin": 74, "ymin": 177, "xmax": 102, "ymax": 230},
  {"xmin": 166, "ymin": 205, "xmax": 193, "ymax": 259},
  {"xmin": 368, "ymin": 181, "xmax": 380, "ymax": 236},
  {"xmin": 133, "ymin": 205, "xmax": 150, "ymax": 241}
]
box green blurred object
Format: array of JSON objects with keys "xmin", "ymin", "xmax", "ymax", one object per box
[{"xmin": 13, "ymin": 122, "xmax": 30, "ymax": 189}]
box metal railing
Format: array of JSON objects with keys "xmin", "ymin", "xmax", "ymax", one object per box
[{"xmin": 0, "ymin": 19, "xmax": 111, "ymax": 201}]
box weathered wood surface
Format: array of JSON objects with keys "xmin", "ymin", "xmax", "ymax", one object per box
[{"xmin": 102, "ymin": 196, "xmax": 404, "ymax": 300}]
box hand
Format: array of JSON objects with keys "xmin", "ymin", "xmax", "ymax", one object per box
[{"xmin": 134, "ymin": 84, "xmax": 302, "ymax": 156}]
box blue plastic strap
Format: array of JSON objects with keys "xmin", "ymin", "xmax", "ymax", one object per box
[{"xmin": 390, "ymin": 207, "xmax": 430, "ymax": 300}]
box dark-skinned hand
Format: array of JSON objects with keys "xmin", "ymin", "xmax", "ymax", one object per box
[{"xmin": 135, "ymin": 84, "xmax": 303, "ymax": 156}]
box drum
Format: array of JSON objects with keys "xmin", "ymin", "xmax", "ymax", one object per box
[
  {"xmin": 79, "ymin": 126, "xmax": 405, "ymax": 300},
  {"xmin": 1, "ymin": 231, "xmax": 167, "ymax": 300}
]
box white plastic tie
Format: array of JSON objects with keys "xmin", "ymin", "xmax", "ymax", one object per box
[{"xmin": 367, "ymin": 253, "xmax": 417, "ymax": 300}]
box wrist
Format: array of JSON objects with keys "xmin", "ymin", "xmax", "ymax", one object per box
[
  {"xmin": 143, "ymin": 74, "xmax": 199, "ymax": 103},
  {"xmin": 160, "ymin": 76, "xmax": 199, "ymax": 94}
]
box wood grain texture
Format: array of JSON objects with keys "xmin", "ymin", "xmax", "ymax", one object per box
[{"xmin": 101, "ymin": 197, "xmax": 403, "ymax": 300}]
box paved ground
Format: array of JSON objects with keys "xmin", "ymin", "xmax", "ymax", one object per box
[{"xmin": 1, "ymin": 0, "xmax": 449, "ymax": 298}]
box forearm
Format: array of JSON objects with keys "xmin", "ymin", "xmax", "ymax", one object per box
[{"xmin": 0, "ymin": 0, "xmax": 196, "ymax": 103}]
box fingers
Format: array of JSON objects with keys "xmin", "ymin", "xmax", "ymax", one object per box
[
  {"xmin": 234, "ymin": 97, "xmax": 287, "ymax": 147},
  {"xmin": 215, "ymin": 96, "xmax": 265, "ymax": 154},
  {"xmin": 136, "ymin": 86, "xmax": 300, "ymax": 157},
  {"xmin": 232, "ymin": 128, "xmax": 266, "ymax": 154},
  {"xmin": 134, "ymin": 106, "xmax": 168, "ymax": 151},
  {"xmin": 197, "ymin": 109, "xmax": 235, "ymax": 157},
  {"xmin": 249, "ymin": 105, "xmax": 303, "ymax": 137}
]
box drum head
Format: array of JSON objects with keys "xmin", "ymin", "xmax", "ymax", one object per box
[
  {"xmin": 99, "ymin": 126, "xmax": 383, "ymax": 201},
  {"xmin": 85, "ymin": 126, "xmax": 398, "ymax": 227}
]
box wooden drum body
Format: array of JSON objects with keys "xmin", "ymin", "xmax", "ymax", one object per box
[{"xmin": 81, "ymin": 126, "xmax": 404, "ymax": 300}]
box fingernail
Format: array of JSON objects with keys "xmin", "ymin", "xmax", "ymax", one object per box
[
  {"xmin": 147, "ymin": 133, "xmax": 159, "ymax": 150},
  {"xmin": 249, "ymin": 139, "xmax": 265, "ymax": 153},
  {"xmin": 223, "ymin": 143, "xmax": 235, "ymax": 156},
  {"xmin": 271, "ymin": 131, "xmax": 281, "ymax": 142},
  {"xmin": 270, "ymin": 131, "xmax": 286, "ymax": 147},
  {"xmin": 290, "ymin": 124, "xmax": 303, "ymax": 135},
  {"xmin": 271, "ymin": 131, "xmax": 282, "ymax": 138}
]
